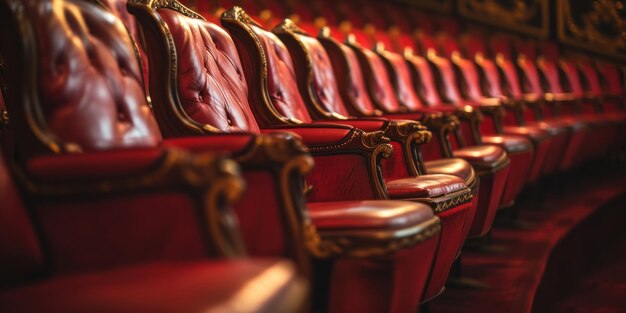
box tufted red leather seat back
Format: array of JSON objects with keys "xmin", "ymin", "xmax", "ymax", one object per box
[
  {"xmin": 0, "ymin": 153, "xmax": 43, "ymax": 291},
  {"xmin": 322, "ymin": 35, "xmax": 380, "ymax": 116},
  {"xmin": 247, "ymin": 24, "xmax": 314, "ymax": 123},
  {"xmin": 438, "ymin": 35, "xmax": 484, "ymax": 103},
  {"xmin": 380, "ymin": 49, "xmax": 426, "ymax": 111},
  {"xmin": 597, "ymin": 62, "xmax": 625, "ymax": 95},
  {"xmin": 516, "ymin": 42, "xmax": 545, "ymax": 96},
  {"xmin": 490, "ymin": 36, "xmax": 524, "ymax": 98},
  {"xmin": 406, "ymin": 54, "xmax": 444, "ymax": 106},
  {"xmin": 3, "ymin": 0, "xmax": 162, "ymax": 153},
  {"xmin": 350, "ymin": 42, "xmax": 404, "ymax": 113},
  {"xmin": 577, "ymin": 59, "xmax": 603, "ymax": 96},
  {"xmin": 537, "ymin": 43, "xmax": 564, "ymax": 94},
  {"xmin": 559, "ymin": 59, "xmax": 585, "ymax": 97},
  {"xmin": 158, "ymin": 9, "xmax": 260, "ymax": 132},
  {"xmin": 462, "ymin": 34, "xmax": 505, "ymax": 98},
  {"xmin": 293, "ymin": 33, "xmax": 351, "ymax": 117}
]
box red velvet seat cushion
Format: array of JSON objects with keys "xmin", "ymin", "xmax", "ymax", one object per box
[
  {"xmin": 453, "ymin": 145, "xmax": 507, "ymax": 164},
  {"xmin": 307, "ymin": 200, "xmax": 434, "ymax": 230},
  {"xmin": 503, "ymin": 125, "xmax": 550, "ymax": 142},
  {"xmin": 0, "ymin": 260, "xmax": 300, "ymax": 313},
  {"xmin": 482, "ymin": 134, "xmax": 533, "ymax": 154},
  {"xmin": 385, "ymin": 174, "xmax": 468, "ymax": 199},
  {"xmin": 424, "ymin": 158, "xmax": 474, "ymax": 183}
]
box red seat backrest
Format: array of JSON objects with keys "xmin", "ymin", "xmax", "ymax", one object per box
[
  {"xmin": 278, "ymin": 26, "xmax": 352, "ymax": 118},
  {"xmin": 0, "ymin": 0, "xmax": 162, "ymax": 156},
  {"xmin": 489, "ymin": 35, "xmax": 524, "ymax": 98},
  {"xmin": 515, "ymin": 40, "xmax": 545, "ymax": 96},
  {"xmin": 157, "ymin": 9, "xmax": 260, "ymax": 132},
  {"xmin": 222, "ymin": 8, "xmax": 314, "ymax": 126},
  {"xmin": 576, "ymin": 57, "xmax": 603, "ymax": 96},
  {"xmin": 536, "ymin": 43, "xmax": 564, "ymax": 94}
]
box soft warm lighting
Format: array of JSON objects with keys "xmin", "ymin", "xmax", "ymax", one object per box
[{"xmin": 206, "ymin": 262, "xmax": 295, "ymax": 313}]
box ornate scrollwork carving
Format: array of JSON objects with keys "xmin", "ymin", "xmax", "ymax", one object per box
[
  {"xmin": 433, "ymin": 190, "xmax": 474, "ymax": 213},
  {"xmin": 273, "ymin": 18, "xmax": 308, "ymax": 36},
  {"xmin": 360, "ymin": 130, "xmax": 391, "ymax": 150},
  {"xmin": 303, "ymin": 217, "xmax": 442, "ymax": 258},
  {"xmin": 128, "ymin": 0, "xmax": 203, "ymax": 19},
  {"xmin": 384, "ymin": 121, "xmax": 432, "ymax": 176},
  {"xmin": 558, "ymin": 0, "xmax": 626, "ymax": 60},
  {"xmin": 221, "ymin": 6, "xmax": 262, "ymax": 27},
  {"xmin": 458, "ymin": 0, "xmax": 549, "ymax": 37}
]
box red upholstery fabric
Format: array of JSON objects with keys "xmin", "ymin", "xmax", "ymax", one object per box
[
  {"xmin": 405, "ymin": 53, "xmax": 444, "ymax": 107},
  {"xmin": 235, "ymin": 171, "xmax": 287, "ymax": 256},
  {"xmin": 306, "ymin": 154, "xmax": 377, "ymax": 202},
  {"xmin": 294, "ymin": 34, "xmax": 351, "ymax": 117},
  {"xmin": 423, "ymin": 201, "xmax": 474, "ymax": 300},
  {"xmin": 162, "ymin": 133, "xmax": 256, "ymax": 154},
  {"xmin": 0, "ymin": 260, "xmax": 300, "ymax": 313},
  {"xmin": 35, "ymin": 191, "xmax": 209, "ymax": 274},
  {"xmin": 248, "ymin": 25, "xmax": 313, "ymax": 123},
  {"xmin": 327, "ymin": 239, "xmax": 439, "ymax": 313},
  {"xmin": 159, "ymin": 9, "xmax": 260, "ymax": 132},
  {"xmin": 452, "ymin": 145, "xmax": 507, "ymax": 163},
  {"xmin": 27, "ymin": 0, "xmax": 161, "ymax": 151},
  {"xmin": 386, "ymin": 175, "xmax": 468, "ymax": 199},
  {"xmin": 324, "ymin": 36, "xmax": 379, "ymax": 116},
  {"xmin": 308, "ymin": 200, "xmax": 434, "ymax": 230},
  {"xmin": 355, "ymin": 45, "xmax": 405, "ymax": 113},
  {"xmin": 26, "ymin": 148, "xmax": 165, "ymax": 181},
  {"xmin": 0, "ymin": 154, "xmax": 43, "ymax": 290},
  {"xmin": 382, "ymin": 49, "xmax": 426, "ymax": 111}
]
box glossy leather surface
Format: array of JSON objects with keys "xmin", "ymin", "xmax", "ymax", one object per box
[
  {"xmin": 294, "ymin": 34, "xmax": 351, "ymax": 117},
  {"xmin": 308, "ymin": 200, "xmax": 435, "ymax": 230},
  {"xmin": 249, "ymin": 25, "xmax": 313, "ymax": 123},
  {"xmin": 453, "ymin": 145, "xmax": 507, "ymax": 164},
  {"xmin": 159, "ymin": 9, "xmax": 260, "ymax": 132},
  {"xmin": 382, "ymin": 49, "xmax": 425, "ymax": 111},
  {"xmin": 352, "ymin": 43, "xmax": 404, "ymax": 113},
  {"xmin": 27, "ymin": 0, "xmax": 161, "ymax": 150},
  {"xmin": 482, "ymin": 134, "xmax": 533, "ymax": 154},
  {"xmin": 386, "ymin": 174, "xmax": 468, "ymax": 199},
  {"xmin": 405, "ymin": 53, "xmax": 443, "ymax": 106},
  {"xmin": 0, "ymin": 260, "xmax": 299, "ymax": 313},
  {"xmin": 516, "ymin": 43, "xmax": 545, "ymax": 96},
  {"xmin": 424, "ymin": 158, "xmax": 474, "ymax": 183}
]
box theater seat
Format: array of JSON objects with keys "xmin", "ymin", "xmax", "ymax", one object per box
[
  {"xmin": 126, "ymin": 3, "xmax": 447, "ymax": 312},
  {"xmin": 514, "ymin": 40, "xmax": 591, "ymax": 172},
  {"xmin": 309, "ymin": 25, "xmax": 508, "ymax": 241},
  {"xmin": 218, "ymin": 7, "xmax": 474, "ymax": 305}
]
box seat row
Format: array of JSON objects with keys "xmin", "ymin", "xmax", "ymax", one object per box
[{"xmin": 0, "ymin": 0, "xmax": 623, "ymax": 312}]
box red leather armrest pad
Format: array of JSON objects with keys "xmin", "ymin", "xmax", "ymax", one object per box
[
  {"xmin": 27, "ymin": 148, "xmax": 166, "ymax": 181},
  {"xmin": 262, "ymin": 124, "xmax": 353, "ymax": 146},
  {"xmin": 311, "ymin": 118, "xmax": 388, "ymax": 132},
  {"xmin": 0, "ymin": 259, "xmax": 299, "ymax": 313},
  {"xmin": 162, "ymin": 133, "xmax": 256, "ymax": 154}
]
